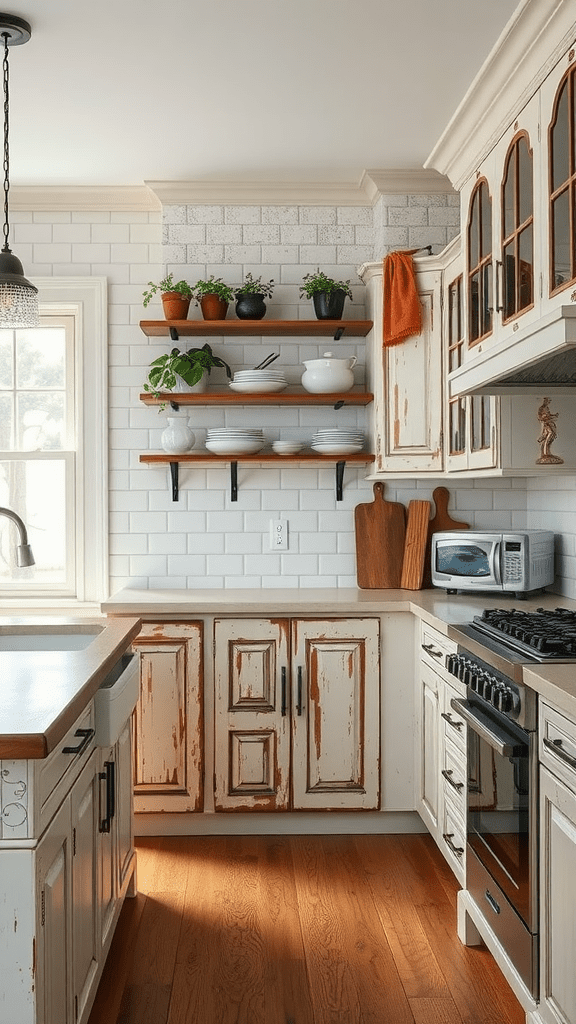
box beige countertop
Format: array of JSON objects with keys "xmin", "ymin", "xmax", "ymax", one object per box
[{"xmin": 0, "ymin": 616, "xmax": 141, "ymax": 759}]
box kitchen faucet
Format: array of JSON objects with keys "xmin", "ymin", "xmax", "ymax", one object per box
[{"xmin": 0, "ymin": 507, "xmax": 35, "ymax": 566}]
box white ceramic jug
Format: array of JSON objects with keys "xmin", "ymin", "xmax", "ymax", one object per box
[
  {"xmin": 161, "ymin": 417, "xmax": 195, "ymax": 453},
  {"xmin": 301, "ymin": 351, "xmax": 357, "ymax": 393}
]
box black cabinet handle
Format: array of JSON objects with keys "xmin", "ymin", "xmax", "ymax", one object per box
[
  {"xmin": 422, "ymin": 643, "xmax": 443, "ymax": 659},
  {"xmin": 441, "ymin": 768, "xmax": 464, "ymax": 791},
  {"xmin": 442, "ymin": 833, "xmax": 464, "ymax": 857},
  {"xmin": 99, "ymin": 759, "xmax": 115, "ymax": 833},
  {"xmin": 281, "ymin": 666, "xmax": 287, "ymax": 717},
  {"xmin": 543, "ymin": 736, "xmax": 576, "ymax": 771},
  {"xmin": 63, "ymin": 728, "xmax": 95, "ymax": 755},
  {"xmin": 297, "ymin": 666, "xmax": 303, "ymax": 716},
  {"xmin": 441, "ymin": 711, "xmax": 463, "ymax": 731}
]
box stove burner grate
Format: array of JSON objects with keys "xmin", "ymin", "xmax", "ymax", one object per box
[{"xmin": 473, "ymin": 607, "xmax": 576, "ymax": 658}]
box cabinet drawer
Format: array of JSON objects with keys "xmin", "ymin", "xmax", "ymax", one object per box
[
  {"xmin": 440, "ymin": 797, "xmax": 466, "ymax": 881},
  {"xmin": 442, "ymin": 736, "xmax": 466, "ymax": 814},
  {"xmin": 37, "ymin": 703, "xmax": 95, "ymax": 834},
  {"xmin": 539, "ymin": 699, "xmax": 576, "ymax": 795},
  {"xmin": 420, "ymin": 622, "xmax": 456, "ymax": 676},
  {"xmin": 442, "ymin": 681, "xmax": 467, "ymax": 753}
]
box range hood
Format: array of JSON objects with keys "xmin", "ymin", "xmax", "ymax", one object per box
[{"xmin": 449, "ymin": 306, "xmax": 576, "ymax": 397}]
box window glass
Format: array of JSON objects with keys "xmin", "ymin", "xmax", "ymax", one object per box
[{"xmin": 0, "ymin": 459, "xmax": 68, "ymax": 587}]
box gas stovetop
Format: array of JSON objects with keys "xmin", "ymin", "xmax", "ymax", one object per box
[
  {"xmin": 447, "ymin": 607, "xmax": 576, "ymax": 685},
  {"xmin": 471, "ymin": 607, "xmax": 576, "ymax": 659}
]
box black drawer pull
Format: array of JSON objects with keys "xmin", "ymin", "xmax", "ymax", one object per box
[
  {"xmin": 63, "ymin": 728, "xmax": 95, "ymax": 755},
  {"xmin": 422, "ymin": 643, "xmax": 443, "ymax": 659},
  {"xmin": 442, "ymin": 833, "xmax": 464, "ymax": 857},
  {"xmin": 281, "ymin": 666, "xmax": 287, "ymax": 717},
  {"xmin": 441, "ymin": 711, "xmax": 463, "ymax": 731},
  {"xmin": 442, "ymin": 768, "xmax": 464, "ymax": 791},
  {"xmin": 99, "ymin": 759, "xmax": 115, "ymax": 833},
  {"xmin": 485, "ymin": 889, "xmax": 501, "ymax": 915},
  {"xmin": 544, "ymin": 736, "xmax": 576, "ymax": 771}
]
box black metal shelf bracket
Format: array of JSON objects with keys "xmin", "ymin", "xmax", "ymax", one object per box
[
  {"xmin": 230, "ymin": 461, "xmax": 238, "ymax": 501},
  {"xmin": 333, "ymin": 327, "xmax": 344, "ymax": 340},
  {"xmin": 335, "ymin": 460, "xmax": 345, "ymax": 501},
  {"xmin": 169, "ymin": 326, "xmax": 180, "ymax": 342},
  {"xmin": 169, "ymin": 462, "xmax": 179, "ymax": 501}
]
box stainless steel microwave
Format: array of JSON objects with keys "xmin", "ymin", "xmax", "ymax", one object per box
[{"xmin": 431, "ymin": 530, "xmax": 555, "ymax": 595}]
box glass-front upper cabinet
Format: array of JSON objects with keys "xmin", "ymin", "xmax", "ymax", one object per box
[
  {"xmin": 443, "ymin": 242, "xmax": 498, "ymax": 473},
  {"xmin": 459, "ymin": 92, "xmax": 542, "ymax": 362},
  {"xmin": 541, "ymin": 48, "xmax": 576, "ymax": 316}
]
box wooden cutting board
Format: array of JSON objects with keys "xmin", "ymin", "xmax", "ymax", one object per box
[
  {"xmin": 422, "ymin": 486, "xmax": 470, "ymax": 587},
  {"xmin": 401, "ymin": 500, "xmax": 432, "ymax": 590},
  {"xmin": 354, "ymin": 482, "xmax": 406, "ymax": 588}
]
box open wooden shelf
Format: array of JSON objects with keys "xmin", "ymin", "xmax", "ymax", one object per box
[
  {"xmin": 139, "ymin": 451, "xmax": 374, "ymax": 502},
  {"xmin": 139, "ymin": 318, "xmax": 373, "ymax": 338},
  {"xmin": 139, "ymin": 388, "xmax": 373, "ymax": 408}
]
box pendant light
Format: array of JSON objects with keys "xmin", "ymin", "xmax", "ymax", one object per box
[{"xmin": 0, "ymin": 14, "xmax": 38, "ymax": 327}]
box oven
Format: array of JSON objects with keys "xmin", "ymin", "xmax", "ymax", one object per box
[{"xmin": 446, "ymin": 606, "xmax": 576, "ymax": 1000}]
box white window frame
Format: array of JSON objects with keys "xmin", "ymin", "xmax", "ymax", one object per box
[{"xmin": 1, "ymin": 277, "xmax": 108, "ymax": 608}]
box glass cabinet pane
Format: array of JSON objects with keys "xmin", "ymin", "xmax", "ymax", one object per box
[
  {"xmin": 518, "ymin": 139, "xmax": 533, "ymax": 224},
  {"xmin": 551, "ymin": 79, "xmax": 569, "ymax": 192},
  {"xmin": 503, "ymin": 152, "xmax": 515, "ymax": 239},
  {"xmin": 471, "ymin": 396, "xmax": 491, "ymax": 452},
  {"xmin": 552, "ymin": 189, "xmax": 570, "ymax": 288},
  {"xmin": 518, "ymin": 227, "xmax": 533, "ymax": 312},
  {"xmin": 449, "ymin": 398, "xmax": 466, "ymax": 455}
]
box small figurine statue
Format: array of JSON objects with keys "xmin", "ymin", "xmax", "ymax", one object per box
[{"xmin": 536, "ymin": 396, "xmax": 564, "ymax": 465}]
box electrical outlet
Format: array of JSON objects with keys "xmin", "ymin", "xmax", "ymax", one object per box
[{"xmin": 270, "ymin": 519, "xmax": 288, "ymax": 550}]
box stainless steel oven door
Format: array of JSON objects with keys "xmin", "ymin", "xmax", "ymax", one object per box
[{"xmin": 451, "ymin": 697, "xmax": 538, "ymax": 933}]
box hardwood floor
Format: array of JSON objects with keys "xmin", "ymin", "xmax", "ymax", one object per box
[{"xmin": 87, "ymin": 833, "xmax": 525, "ymax": 1024}]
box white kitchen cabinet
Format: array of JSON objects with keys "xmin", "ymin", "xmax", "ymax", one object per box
[
  {"xmin": 416, "ymin": 621, "xmax": 466, "ymax": 883},
  {"xmin": 539, "ymin": 699, "xmax": 576, "ymax": 1024},
  {"xmin": 361, "ymin": 257, "xmax": 444, "ymax": 475},
  {"xmin": 213, "ymin": 617, "xmax": 380, "ymax": 811},
  {"xmin": 132, "ymin": 621, "xmax": 203, "ymax": 813}
]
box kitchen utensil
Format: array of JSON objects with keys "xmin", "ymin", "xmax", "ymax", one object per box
[
  {"xmin": 301, "ymin": 352, "xmax": 357, "ymax": 393},
  {"xmin": 354, "ymin": 482, "xmax": 406, "ymax": 589},
  {"xmin": 401, "ymin": 500, "xmax": 432, "ymax": 590},
  {"xmin": 422, "ymin": 486, "xmax": 469, "ymax": 587},
  {"xmin": 253, "ymin": 352, "xmax": 280, "ymax": 370}
]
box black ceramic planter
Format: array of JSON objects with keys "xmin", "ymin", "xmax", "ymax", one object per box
[
  {"xmin": 235, "ymin": 294, "xmax": 267, "ymax": 320},
  {"xmin": 313, "ymin": 289, "xmax": 347, "ymax": 320}
]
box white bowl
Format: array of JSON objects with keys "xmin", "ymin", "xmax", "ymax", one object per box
[
  {"xmin": 229, "ymin": 381, "xmax": 288, "ymax": 393},
  {"xmin": 205, "ymin": 439, "xmax": 265, "ymax": 455},
  {"xmin": 272, "ymin": 441, "xmax": 304, "ymax": 455},
  {"xmin": 311, "ymin": 442, "xmax": 364, "ymax": 454}
]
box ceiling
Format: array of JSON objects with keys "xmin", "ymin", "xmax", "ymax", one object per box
[{"xmin": 4, "ymin": 0, "xmax": 520, "ymax": 189}]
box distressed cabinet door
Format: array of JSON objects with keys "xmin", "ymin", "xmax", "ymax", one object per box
[
  {"xmin": 291, "ymin": 618, "xmax": 380, "ymax": 810},
  {"xmin": 132, "ymin": 622, "xmax": 203, "ymax": 813},
  {"xmin": 539, "ymin": 764, "xmax": 576, "ymax": 1024},
  {"xmin": 214, "ymin": 618, "xmax": 291, "ymax": 811},
  {"xmin": 417, "ymin": 660, "xmax": 440, "ymax": 837},
  {"xmin": 35, "ymin": 799, "xmax": 72, "ymax": 1024},
  {"xmin": 69, "ymin": 750, "xmax": 100, "ymax": 1024}
]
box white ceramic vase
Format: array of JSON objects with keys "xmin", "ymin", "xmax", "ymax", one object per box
[{"xmin": 161, "ymin": 417, "xmax": 195, "ymax": 454}]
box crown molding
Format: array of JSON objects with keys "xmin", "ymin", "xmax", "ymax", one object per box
[
  {"xmin": 361, "ymin": 168, "xmax": 455, "ymax": 199},
  {"xmin": 425, "ymin": 0, "xmax": 576, "ymax": 189},
  {"xmin": 147, "ymin": 170, "xmax": 454, "ymax": 208},
  {"xmin": 9, "ymin": 185, "xmax": 161, "ymax": 211}
]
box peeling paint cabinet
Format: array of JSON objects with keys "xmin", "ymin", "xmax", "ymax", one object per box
[
  {"xmin": 132, "ymin": 621, "xmax": 204, "ymax": 813},
  {"xmin": 213, "ymin": 617, "xmax": 381, "ymax": 811},
  {"xmin": 0, "ymin": 704, "xmax": 136, "ymax": 1024},
  {"xmin": 361, "ymin": 258, "xmax": 444, "ymax": 475}
]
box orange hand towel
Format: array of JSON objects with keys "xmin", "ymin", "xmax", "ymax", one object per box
[{"xmin": 382, "ymin": 250, "xmax": 422, "ymax": 346}]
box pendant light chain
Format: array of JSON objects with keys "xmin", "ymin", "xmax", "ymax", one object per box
[{"xmin": 2, "ymin": 30, "xmax": 9, "ymax": 254}]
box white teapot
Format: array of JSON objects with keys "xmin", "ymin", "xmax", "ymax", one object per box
[{"xmin": 301, "ymin": 351, "xmax": 357, "ymax": 394}]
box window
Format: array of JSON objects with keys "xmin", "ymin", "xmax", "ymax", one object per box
[
  {"xmin": 549, "ymin": 68, "xmax": 576, "ymax": 293},
  {"xmin": 501, "ymin": 132, "xmax": 534, "ymax": 319},
  {"xmin": 0, "ymin": 279, "xmax": 107, "ymax": 603},
  {"xmin": 467, "ymin": 179, "xmax": 493, "ymax": 345}
]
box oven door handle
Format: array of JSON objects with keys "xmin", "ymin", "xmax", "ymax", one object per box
[{"xmin": 450, "ymin": 698, "xmax": 527, "ymax": 758}]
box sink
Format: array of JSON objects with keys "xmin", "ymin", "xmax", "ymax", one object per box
[
  {"xmin": 94, "ymin": 653, "xmax": 139, "ymax": 746},
  {"xmin": 0, "ymin": 627, "xmax": 104, "ymax": 651}
]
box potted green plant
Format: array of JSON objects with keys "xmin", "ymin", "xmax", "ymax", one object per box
[
  {"xmin": 234, "ymin": 272, "xmax": 275, "ymax": 320},
  {"xmin": 142, "ymin": 273, "xmax": 193, "ymax": 320},
  {"xmin": 299, "ymin": 268, "xmax": 354, "ymax": 320},
  {"xmin": 192, "ymin": 276, "xmax": 235, "ymax": 321},
  {"xmin": 143, "ymin": 343, "xmax": 233, "ymax": 402}
]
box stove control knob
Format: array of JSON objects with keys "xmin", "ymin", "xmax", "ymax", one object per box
[
  {"xmin": 457, "ymin": 659, "xmax": 468, "ymax": 682},
  {"xmin": 446, "ymin": 654, "xmax": 457, "ymax": 676},
  {"xmin": 498, "ymin": 688, "xmax": 514, "ymax": 713},
  {"xmin": 470, "ymin": 672, "xmax": 481, "ymax": 693},
  {"xmin": 482, "ymin": 676, "xmax": 494, "ymax": 701}
]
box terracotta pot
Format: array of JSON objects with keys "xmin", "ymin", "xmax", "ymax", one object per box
[
  {"xmin": 161, "ymin": 292, "xmax": 191, "ymax": 320},
  {"xmin": 200, "ymin": 294, "xmax": 228, "ymax": 321}
]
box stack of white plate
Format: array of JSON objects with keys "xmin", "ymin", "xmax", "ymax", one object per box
[
  {"xmin": 205, "ymin": 428, "xmax": 265, "ymax": 455},
  {"xmin": 310, "ymin": 429, "xmax": 365, "ymax": 454},
  {"xmin": 229, "ymin": 369, "xmax": 288, "ymax": 394}
]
